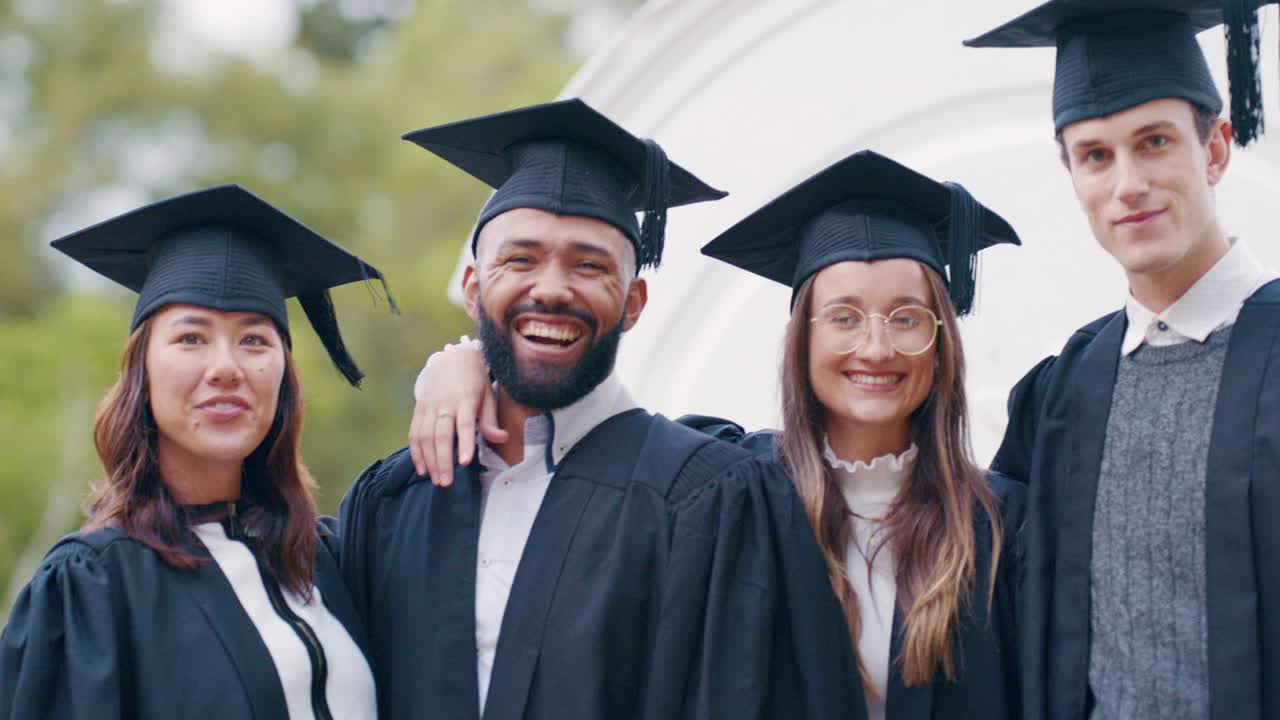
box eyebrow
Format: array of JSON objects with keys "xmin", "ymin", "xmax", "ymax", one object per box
[
  {"xmin": 500, "ymin": 237, "xmax": 615, "ymax": 254},
  {"xmin": 169, "ymin": 315, "xmax": 211, "ymax": 327},
  {"xmin": 1132, "ymin": 120, "xmax": 1177, "ymax": 138},
  {"xmin": 168, "ymin": 314, "xmax": 273, "ymax": 328},
  {"xmin": 238, "ymin": 315, "xmax": 274, "ymax": 327},
  {"xmin": 823, "ymin": 294, "xmax": 929, "ymax": 308},
  {"xmin": 496, "ymin": 238, "xmax": 545, "ymax": 253},
  {"xmin": 495, "ymin": 237, "xmax": 621, "ymax": 266},
  {"xmin": 1070, "ymin": 120, "xmax": 1179, "ymax": 153},
  {"xmin": 568, "ymin": 241, "xmax": 616, "ymax": 259}
]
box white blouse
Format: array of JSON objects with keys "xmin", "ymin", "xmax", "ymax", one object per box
[
  {"xmin": 824, "ymin": 439, "xmax": 917, "ymax": 720},
  {"xmin": 192, "ymin": 523, "xmax": 376, "ymax": 719}
]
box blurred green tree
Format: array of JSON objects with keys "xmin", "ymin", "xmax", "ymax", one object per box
[{"xmin": 0, "ymin": 0, "xmax": 579, "ymax": 615}]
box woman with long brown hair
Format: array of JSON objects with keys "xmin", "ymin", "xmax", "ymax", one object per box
[
  {"xmin": 410, "ymin": 151, "xmax": 1026, "ymax": 719},
  {"xmin": 0, "ymin": 185, "xmax": 388, "ymax": 719},
  {"xmin": 674, "ymin": 150, "xmax": 1026, "ymax": 719}
]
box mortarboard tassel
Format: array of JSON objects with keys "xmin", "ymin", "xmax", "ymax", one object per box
[
  {"xmin": 1225, "ymin": 0, "xmax": 1265, "ymax": 146},
  {"xmin": 636, "ymin": 138, "xmax": 670, "ymax": 271},
  {"xmin": 299, "ymin": 289, "xmax": 365, "ymax": 387},
  {"xmin": 943, "ymin": 182, "xmax": 980, "ymax": 316},
  {"xmin": 357, "ymin": 259, "xmax": 401, "ymax": 316},
  {"xmin": 378, "ymin": 277, "xmax": 400, "ymax": 314}
]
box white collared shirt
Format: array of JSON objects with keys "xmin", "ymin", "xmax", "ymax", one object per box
[
  {"xmin": 1122, "ymin": 239, "xmax": 1279, "ymax": 355},
  {"xmin": 824, "ymin": 438, "xmax": 917, "ymax": 720},
  {"xmin": 472, "ymin": 372, "xmax": 637, "ymax": 714}
]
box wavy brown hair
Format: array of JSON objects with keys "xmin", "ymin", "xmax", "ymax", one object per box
[
  {"xmin": 778, "ymin": 264, "xmax": 1002, "ymax": 691},
  {"xmin": 84, "ymin": 316, "xmax": 319, "ymax": 597}
]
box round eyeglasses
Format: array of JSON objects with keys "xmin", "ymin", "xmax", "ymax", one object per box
[{"xmin": 810, "ymin": 304, "xmax": 942, "ymax": 356}]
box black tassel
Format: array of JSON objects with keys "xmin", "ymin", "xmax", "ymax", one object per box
[
  {"xmin": 1225, "ymin": 0, "xmax": 1265, "ymax": 146},
  {"xmin": 379, "ymin": 276, "xmax": 400, "ymax": 315},
  {"xmin": 943, "ymin": 182, "xmax": 980, "ymax": 316},
  {"xmin": 357, "ymin": 260, "xmax": 401, "ymax": 316},
  {"xmin": 636, "ymin": 138, "xmax": 670, "ymax": 271},
  {"xmin": 299, "ymin": 289, "xmax": 364, "ymax": 387}
]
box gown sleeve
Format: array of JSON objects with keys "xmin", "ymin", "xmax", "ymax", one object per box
[
  {"xmin": 315, "ymin": 515, "xmax": 341, "ymax": 563},
  {"xmin": 0, "ymin": 540, "xmax": 126, "ymax": 720},
  {"xmin": 990, "ymin": 355, "xmax": 1058, "ymax": 482},
  {"xmin": 646, "ymin": 456, "xmax": 862, "ymax": 720},
  {"xmin": 336, "ymin": 454, "xmax": 396, "ymax": 621}
]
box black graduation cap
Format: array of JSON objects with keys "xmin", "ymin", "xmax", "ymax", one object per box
[
  {"xmin": 402, "ymin": 98, "xmax": 727, "ymax": 271},
  {"xmin": 964, "ymin": 0, "xmax": 1275, "ymax": 146},
  {"xmin": 700, "ymin": 151, "xmax": 1021, "ymax": 315},
  {"xmin": 51, "ymin": 184, "xmax": 394, "ymax": 387}
]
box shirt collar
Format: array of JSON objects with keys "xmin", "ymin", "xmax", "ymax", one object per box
[
  {"xmin": 478, "ymin": 372, "xmax": 637, "ymax": 474},
  {"xmin": 545, "ymin": 371, "xmax": 636, "ymax": 470},
  {"xmin": 1121, "ymin": 239, "xmax": 1273, "ymax": 355}
]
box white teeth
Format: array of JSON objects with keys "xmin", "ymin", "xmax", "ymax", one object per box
[
  {"xmin": 208, "ymin": 402, "xmax": 242, "ymax": 411},
  {"xmin": 848, "ymin": 373, "xmax": 900, "ymax": 386},
  {"xmin": 520, "ymin": 320, "xmax": 582, "ymax": 343}
]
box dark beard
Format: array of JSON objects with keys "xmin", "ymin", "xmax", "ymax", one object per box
[{"xmin": 477, "ymin": 301, "xmax": 624, "ymax": 411}]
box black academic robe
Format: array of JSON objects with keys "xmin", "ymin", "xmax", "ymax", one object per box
[
  {"xmin": 0, "ymin": 519, "xmax": 368, "ymax": 720},
  {"xmin": 993, "ymin": 279, "xmax": 1280, "ymax": 720},
  {"xmin": 665, "ymin": 419, "xmax": 1026, "ymax": 720},
  {"xmin": 337, "ymin": 408, "xmax": 750, "ymax": 720}
]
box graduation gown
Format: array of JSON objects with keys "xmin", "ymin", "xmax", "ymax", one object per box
[
  {"xmin": 993, "ymin": 279, "xmax": 1280, "ymax": 720},
  {"xmin": 337, "ymin": 408, "xmax": 750, "ymax": 720},
  {"xmin": 0, "ymin": 519, "xmax": 369, "ymax": 720},
  {"xmin": 666, "ymin": 419, "xmax": 1026, "ymax": 720}
]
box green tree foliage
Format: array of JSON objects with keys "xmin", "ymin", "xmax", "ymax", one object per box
[{"xmin": 0, "ymin": 0, "xmax": 579, "ymax": 612}]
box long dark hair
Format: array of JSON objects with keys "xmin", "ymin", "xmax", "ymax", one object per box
[
  {"xmin": 777, "ymin": 264, "xmax": 1002, "ymax": 690},
  {"xmin": 84, "ymin": 317, "xmax": 319, "ymax": 597}
]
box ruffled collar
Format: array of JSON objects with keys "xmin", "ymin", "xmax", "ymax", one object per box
[{"xmin": 823, "ymin": 436, "xmax": 916, "ymax": 514}]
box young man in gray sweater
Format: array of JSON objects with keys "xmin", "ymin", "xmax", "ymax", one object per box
[{"xmin": 967, "ymin": 2, "xmax": 1280, "ymax": 719}]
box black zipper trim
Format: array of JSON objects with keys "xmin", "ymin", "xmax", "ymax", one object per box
[{"xmin": 256, "ymin": 561, "xmax": 334, "ymax": 720}]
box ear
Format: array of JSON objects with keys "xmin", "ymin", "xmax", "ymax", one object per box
[
  {"xmin": 1206, "ymin": 117, "xmax": 1232, "ymax": 187},
  {"xmin": 462, "ymin": 264, "xmax": 481, "ymax": 322},
  {"xmin": 621, "ymin": 276, "xmax": 647, "ymax": 332}
]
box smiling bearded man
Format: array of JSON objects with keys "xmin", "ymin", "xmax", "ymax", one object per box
[
  {"xmin": 472, "ymin": 211, "xmax": 626, "ymax": 412},
  {"xmin": 335, "ymin": 99, "xmax": 753, "ymax": 720}
]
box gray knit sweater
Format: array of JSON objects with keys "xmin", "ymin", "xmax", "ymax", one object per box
[{"xmin": 1088, "ymin": 326, "xmax": 1232, "ymax": 719}]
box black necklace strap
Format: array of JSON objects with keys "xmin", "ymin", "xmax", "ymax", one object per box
[{"xmin": 179, "ymin": 498, "xmax": 245, "ymax": 535}]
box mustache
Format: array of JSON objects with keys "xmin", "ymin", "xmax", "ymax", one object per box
[{"xmin": 503, "ymin": 302, "xmax": 598, "ymax": 334}]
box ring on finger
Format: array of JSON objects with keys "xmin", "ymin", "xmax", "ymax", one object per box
[{"xmin": 437, "ymin": 409, "xmax": 454, "ymax": 419}]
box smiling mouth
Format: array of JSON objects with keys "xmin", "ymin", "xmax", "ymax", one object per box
[
  {"xmin": 516, "ymin": 319, "xmax": 585, "ymax": 347},
  {"xmin": 845, "ymin": 372, "xmax": 904, "ymax": 388},
  {"xmin": 202, "ymin": 401, "xmax": 247, "ymax": 412},
  {"xmin": 196, "ymin": 397, "xmax": 250, "ymax": 421},
  {"xmin": 198, "ymin": 397, "xmax": 249, "ymax": 411}
]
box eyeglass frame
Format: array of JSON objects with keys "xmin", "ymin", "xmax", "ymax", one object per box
[{"xmin": 809, "ymin": 303, "xmax": 943, "ymax": 356}]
